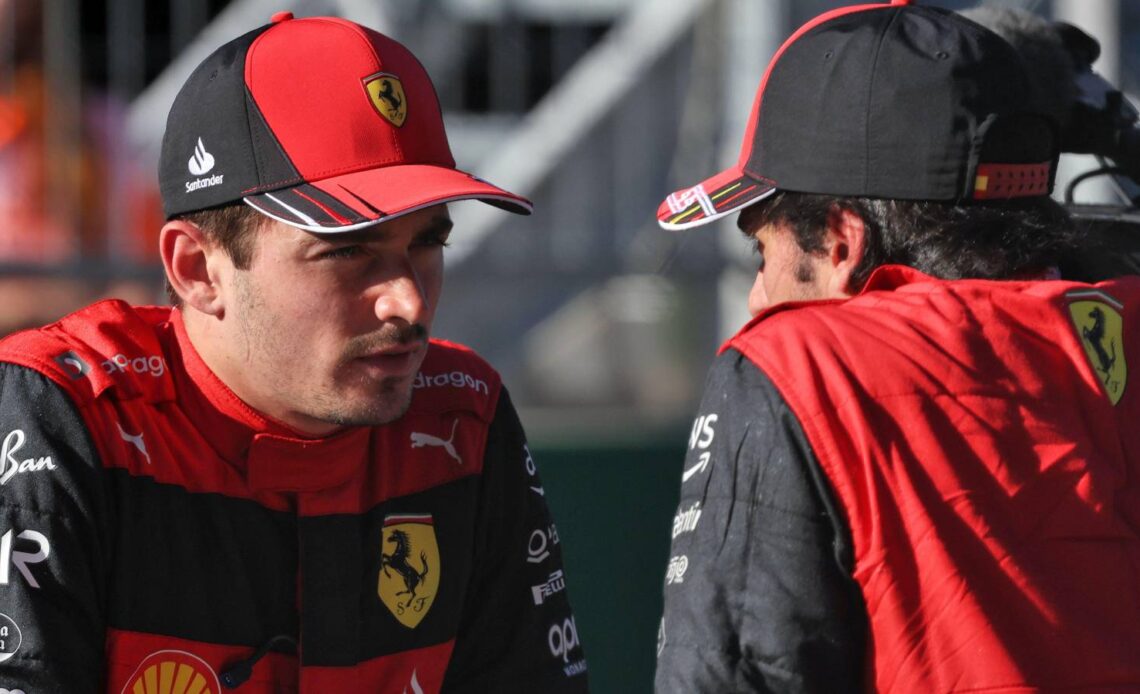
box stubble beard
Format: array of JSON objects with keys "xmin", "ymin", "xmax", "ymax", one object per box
[{"xmin": 232, "ymin": 272, "xmax": 425, "ymax": 431}]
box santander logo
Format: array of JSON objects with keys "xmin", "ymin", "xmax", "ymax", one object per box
[{"xmin": 187, "ymin": 137, "xmax": 215, "ymax": 176}]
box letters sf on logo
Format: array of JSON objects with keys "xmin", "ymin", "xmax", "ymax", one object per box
[{"xmin": 378, "ymin": 514, "xmax": 440, "ymax": 628}]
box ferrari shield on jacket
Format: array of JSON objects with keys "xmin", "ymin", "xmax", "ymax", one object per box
[{"xmin": 0, "ymin": 300, "xmax": 588, "ymax": 693}]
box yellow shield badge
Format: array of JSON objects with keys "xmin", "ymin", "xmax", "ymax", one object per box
[
  {"xmin": 378, "ymin": 514, "xmax": 440, "ymax": 628},
  {"xmin": 1067, "ymin": 290, "xmax": 1127, "ymax": 405},
  {"xmin": 364, "ymin": 72, "xmax": 407, "ymax": 127}
]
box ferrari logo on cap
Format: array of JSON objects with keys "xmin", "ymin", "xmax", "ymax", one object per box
[
  {"xmin": 1067, "ymin": 290, "xmax": 1127, "ymax": 405},
  {"xmin": 365, "ymin": 72, "xmax": 407, "ymax": 127},
  {"xmin": 378, "ymin": 514, "xmax": 440, "ymax": 628}
]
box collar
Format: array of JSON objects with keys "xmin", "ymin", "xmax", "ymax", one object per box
[
  {"xmin": 719, "ymin": 265, "xmax": 938, "ymax": 355},
  {"xmin": 166, "ymin": 310, "xmax": 370, "ymax": 494}
]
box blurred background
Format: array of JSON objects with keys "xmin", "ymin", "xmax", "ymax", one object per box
[{"xmin": 3, "ymin": 0, "xmax": 1138, "ymax": 690}]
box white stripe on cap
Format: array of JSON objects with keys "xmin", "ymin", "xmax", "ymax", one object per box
[{"xmin": 263, "ymin": 192, "xmax": 319, "ymax": 226}]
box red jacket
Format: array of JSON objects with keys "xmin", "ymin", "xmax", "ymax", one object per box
[{"xmin": 730, "ymin": 267, "xmax": 1140, "ymax": 692}]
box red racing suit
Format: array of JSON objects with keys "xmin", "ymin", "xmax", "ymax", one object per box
[
  {"xmin": 0, "ymin": 300, "xmax": 588, "ymax": 693},
  {"xmin": 657, "ymin": 267, "xmax": 1140, "ymax": 692}
]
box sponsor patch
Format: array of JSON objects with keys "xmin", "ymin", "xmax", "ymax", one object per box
[
  {"xmin": 101, "ymin": 353, "xmax": 166, "ymax": 379},
  {"xmin": 117, "ymin": 423, "xmax": 152, "ymax": 465},
  {"xmin": 121, "ymin": 649, "xmax": 220, "ymax": 694},
  {"xmin": 547, "ymin": 616, "xmax": 580, "ymax": 664},
  {"xmin": 531, "ymin": 569, "xmax": 566, "ymax": 605},
  {"xmin": 0, "ymin": 613, "xmax": 22, "ymax": 664},
  {"xmin": 665, "ymin": 555, "xmax": 688, "ymax": 585},
  {"xmin": 412, "ymin": 370, "xmax": 489, "ymax": 395},
  {"xmin": 0, "ymin": 529, "xmax": 50, "ymax": 589},
  {"xmin": 364, "ymin": 72, "xmax": 408, "ymax": 127},
  {"xmin": 379, "ymin": 514, "xmax": 440, "ymax": 628},
  {"xmin": 1067, "ymin": 290, "xmax": 1127, "ymax": 405},
  {"xmin": 410, "ymin": 420, "xmax": 462, "ymax": 465},
  {"xmin": 527, "ymin": 524, "xmax": 560, "ymax": 564},
  {"xmin": 682, "ymin": 414, "xmax": 717, "ymax": 482},
  {"xmin": 547, "ymin": 616, "xmax": 587, "ymax": 677},
  {"xmin": 404, "ymin": 669, "xmax": 425, "ymax": 694},
  {"xmin": 0, "ymin": 430, "xmax": 56, "ymax": 486},
  {"xmin": 672, "ymin": 501, "xmax": 702, "ymax": 539},
  {"xmin": 54, "ymin": 351, "xmax": 90, "ymax": 380}
]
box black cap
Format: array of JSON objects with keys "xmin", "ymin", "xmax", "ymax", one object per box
[{"xmin": 658, "ymin": 0, "xmax": 1059, "ymax": 230}]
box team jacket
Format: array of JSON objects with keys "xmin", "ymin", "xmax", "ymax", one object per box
[
  {"xmin": 0, "ymin": 300, "xmax": 588, "ymax": 693},
  {"xmin": 656, "ymin": 266, "xmax": 1140, "ymax": 692}
]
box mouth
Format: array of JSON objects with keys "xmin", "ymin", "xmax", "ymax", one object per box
[{"xmin": 352, "ymin": 342, "xmax": 426, "ymax": 378}]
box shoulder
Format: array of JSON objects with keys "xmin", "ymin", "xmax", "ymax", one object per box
[{"xmin": 0, "ymin": 299, "xmax": 176, "ymax": 407}]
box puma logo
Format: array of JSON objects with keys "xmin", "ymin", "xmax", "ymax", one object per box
[
  {"xmin": 117, "ymin": 422, "xmax": 151, "ymax": 464},
  {"xmin": 410, "ymin": 420, "xmax": 461, "ymax": 465}
]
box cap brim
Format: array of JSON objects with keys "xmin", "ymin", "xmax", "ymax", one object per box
[
  {"xmin": 244, "ymin": 164, "xmax": 532, "ymax": 233},
  {"xmin": 657, "ymin": 167, "xmax": 776, "ymax": 231}
]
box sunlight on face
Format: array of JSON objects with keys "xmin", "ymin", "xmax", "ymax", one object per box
[{"xmin": 218, "ymin": 205, "xmax": 452, "ymax": 436}]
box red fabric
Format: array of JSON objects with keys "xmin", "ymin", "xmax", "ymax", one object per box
[
  {"xmin": 104, "ymin": 628, "xmax": 455, "ymax": 693},
  {"xmin": 0, "ymin": 301, "xmax": 500, "ymax": 515},
  {"xmin": 730, "ymin": 267, "xmax": 1140, "ymax": 692},
  {"xmin": 245, "ymin": 17, "xmax": 453, "ymax": 182}
]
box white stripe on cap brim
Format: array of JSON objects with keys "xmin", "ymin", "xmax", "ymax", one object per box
[
  {"xmin": 656, "ymin": 168, "xmax": 777, "ymax": 231},
  {"xmin": 244, "ymin": 193, "xmax": 533, "ymax": 234}
]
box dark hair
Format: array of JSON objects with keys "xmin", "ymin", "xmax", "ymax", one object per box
[
  {"xmin": 738, "ymin": 191, "xmax": 1079, "ymax": 290},
  {"xmin": 164, "ymin": 203, "xmax": 264, "ymax": 305}
]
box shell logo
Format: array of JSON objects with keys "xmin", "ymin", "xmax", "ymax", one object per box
[{"xmin": 121, "ymin": 650, "xmax": 221, "ymax": 694}]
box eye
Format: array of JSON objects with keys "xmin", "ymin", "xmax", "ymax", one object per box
[
  {"xmin": 319, "ymin": 245, "xmax": 364, "ymax": 260},
  {"xmin": 751, "ymin": 239, "xmax": 766, "ymax": 272},
  {"xmin": 413, "ymin": 229, "xmax": 452, "ymax": 249}
]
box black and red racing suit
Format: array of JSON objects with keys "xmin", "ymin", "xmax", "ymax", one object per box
[{"xmin": 0, "ymin": 299, "xmax": 588, "ymax": 693}]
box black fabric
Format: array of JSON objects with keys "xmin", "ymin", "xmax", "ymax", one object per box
[
  {"xmin": 746, "ymin": 4, "xmax": 1055, "ymax": 201},
  {"xmin": 654, "ymin": 349, "xmax": 865, "ymax": 693},
  {"xmin": 105, "ymin": 471, "xmax": 298, "ymax": 647},
  {"xmin": 0, "ymin": 364, "xmax": 110, "ymax": 693},
  {"xmin": 159, "ymin": 24, "xmax": 275, "ymax": 216},
  {"xmin": 442, "ymin": 389, "xmax": 589, "ymax": 694}
]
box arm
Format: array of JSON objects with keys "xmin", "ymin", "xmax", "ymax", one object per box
[
  {"xmin": 0, "ymin": 363, "xmax": 109, "ymax": 692},
  {"xmin": 654, "ymin": 349, "xmax": 866, "ymax": 693},
  {"xmin": 442, "ymin": 387, "xmax": 588, "ymax": 693}
]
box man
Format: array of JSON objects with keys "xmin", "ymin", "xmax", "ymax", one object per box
[
  {"xmin": 654, "ymin": 1, "xmax": 1140, "ymax": 692},
  {"xmin": 0, "ymin": 12, "xmax": 587, "ymax": 693}
]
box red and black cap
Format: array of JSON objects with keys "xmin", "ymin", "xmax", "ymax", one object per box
[
  {"xmin": 160, "ymin": 12, "xmax": 531, "ymax": 232},
  {"xmin": 658, "ymin": 0, "xmax": 1059, "ymax": 231}
]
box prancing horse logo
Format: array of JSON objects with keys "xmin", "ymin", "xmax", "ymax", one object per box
[
  {"xmin": 1068, "ymin": 290, "xmax": 1128, "ymax": 405},
  {"xmin": 364, "ymin": 72, "xmax": 408, "ymax": 127},
  {"xmin": 378, "ymin": 514, "xmax": 440, "ymax": 628}
]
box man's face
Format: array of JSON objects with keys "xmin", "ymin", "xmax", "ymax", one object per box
[
  {"xmin": 745, "ymin": 221, "xmax": 833, "ymax": 316},
  {"xmin": 214, "ymin": 204, "xmax": 450, "ymax": 436}
]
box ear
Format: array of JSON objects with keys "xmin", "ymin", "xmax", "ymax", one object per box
[
  {"xmin": 160, "ymin": 219, "xmax": 229, "ymax": 316},
  {"xmin": 823, "ymin": 206, "xmax": 867, "ymax": 297}
]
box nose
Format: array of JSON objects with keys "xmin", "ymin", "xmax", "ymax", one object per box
[
  {"xmin": 372, "ymin": 256, "xmax": 430, "ymax": 325},
  {"xmin": 747, "ymin": 270, "xmax": 769, "ymax": 317}
]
